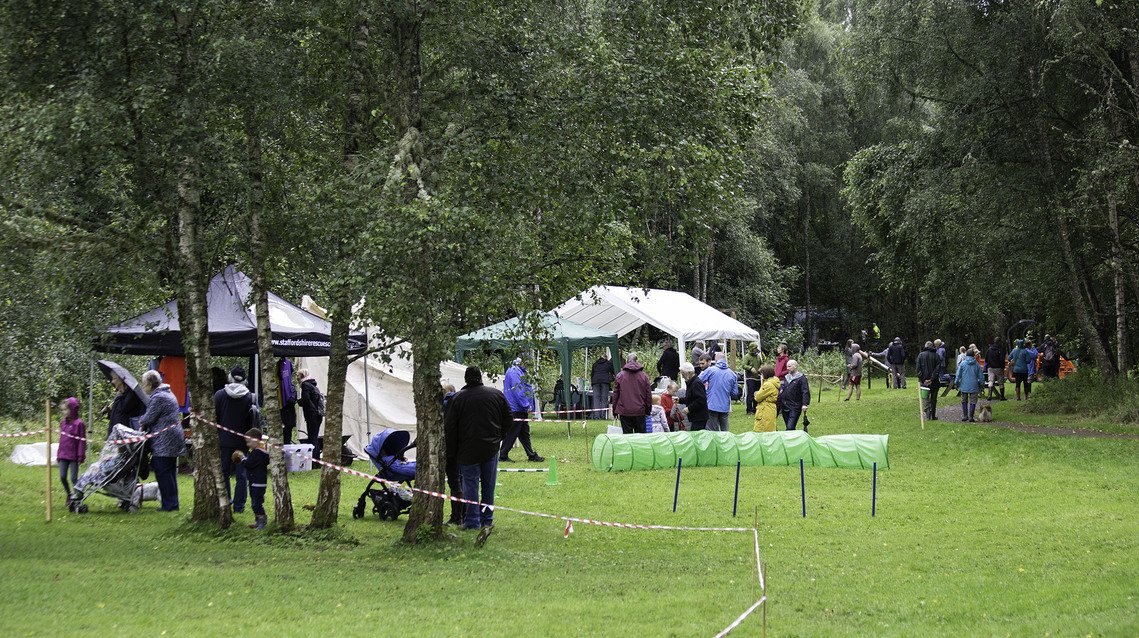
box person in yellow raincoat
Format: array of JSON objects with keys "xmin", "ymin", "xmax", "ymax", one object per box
[{"xmin": 753, "ymin": 365, "xmax": 780, "ymax": 432}]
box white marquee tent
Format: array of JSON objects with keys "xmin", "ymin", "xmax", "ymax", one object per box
[
  {"xmin": 295, "ymin": 297, "xmax": 498, "ymax": 460},
  {"xmin": 551, "ymin": 286, "xmax": 761, "ymax": 363}
]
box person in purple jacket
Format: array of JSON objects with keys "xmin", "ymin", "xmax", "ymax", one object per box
[
  {"xmin": 57, "ymin": 397, "xmax": 86, "ymax": 507},
  {"xmin": 499, "ymin": 357, "xmax": 544, "ymax": 463},
  {"xmin": 277, "ymin": 358, "xmax": 298, "ymax": 444}
]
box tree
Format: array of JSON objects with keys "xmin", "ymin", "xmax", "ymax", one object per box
[{"xmin": 843, "ymin": 0, "xmax": 1138, "ymax": 375}]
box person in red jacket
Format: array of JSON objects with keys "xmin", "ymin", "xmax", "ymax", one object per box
[
  {"xmin": 612, "ymin": 353, "xmax": 652, "ymax": 434},
  {"xmin": 774, "ymin": 344, "xmax": 790, "ymax": 381}
]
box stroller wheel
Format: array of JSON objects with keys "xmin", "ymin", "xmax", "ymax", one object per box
[
  {"xmin": 352, "ymin": 503, "xmax": 364, "ymax": 519},
  {"xmin": 379, "ymin": 502, "xmax": 400, "ymax": 521},
  {"xmin": 127, "ymin": 504, "xmax": 139, "ymax": 514},
  {"xmin": 78, "ymin": 504, "xmax": 88, "ymax": 514}
]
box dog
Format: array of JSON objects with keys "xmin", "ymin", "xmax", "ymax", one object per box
[{"xmin": 977, "ymin": 403, "xmax": 993, "ymax": 423}]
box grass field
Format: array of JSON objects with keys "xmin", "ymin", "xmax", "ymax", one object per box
[{"xmin": 2, "ymin": 383, "xmax": 1137, "ymax": 636}]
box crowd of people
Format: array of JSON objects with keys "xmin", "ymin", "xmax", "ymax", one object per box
[
  {"xmin": 839, "ymin": 333, "xmax": 1065, "ymax": 422},
  {"xmin": 67, "ymin": 328, "xmax": 1065, "ymax": 533},
  {"xmin": 584, "ymin": 340, "xmax": 816, "ymax": 435}
]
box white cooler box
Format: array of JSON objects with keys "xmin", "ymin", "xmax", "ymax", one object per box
[{"xmin": 282, "ymin": 444, "xmax": 314, "ymax": 472}]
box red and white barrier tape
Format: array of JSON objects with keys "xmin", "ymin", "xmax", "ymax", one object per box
[
  {"xmin": 189, "ymin": 411, "xmax": 766, "ymax": 634},
  {"xmin": 715, "ymin": 595, "xmax": 767, "ymax": 638},
  {"xmin": 805, "ymin": 373, "xmax": 844, "ymax": 383},
  {"xmin": 520, "ymin": 417, "xmax": 588, "ymax": 425},
  {"xmin": 57, "ymin": 421, "xmax": 182, "ymax": 446},
  {"xmin": 0, "ymin": 429, "xmax": 47, "ymax": 438},
  {"xmin": 536, "ymin": 407, "xmax": 609, "ymax": 416}
]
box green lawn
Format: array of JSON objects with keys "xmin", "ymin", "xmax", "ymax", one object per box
[{"xmin": 2, "ymin": 385, "xmax": 1137, "ymax": 636}]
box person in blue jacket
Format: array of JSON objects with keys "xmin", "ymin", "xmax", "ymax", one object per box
[
  {"xmin": 955, "ymin": 348, "xmax": 984, "ymax": 422},
  {"xmin": 1009, "ymin": 339, "xmax": 1033, "ymax": 401},
  {"xmin": 499, "ymin": 358, "xmax": 544, "ymax": 463},
  {"xmin": 1025, "ymin": 340, "xmax": 1040, "ymax": 380},
  {"xmin": 699, "ymin": 352, "xmax": 740, "ymax": 432}
]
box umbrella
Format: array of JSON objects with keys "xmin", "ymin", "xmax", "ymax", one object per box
[{"xmin": 96, "ymin": 360, "xmax": 150, "ymax": 407}]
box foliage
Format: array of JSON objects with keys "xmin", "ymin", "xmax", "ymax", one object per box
[
  {"xmin": 842, "ymin": 0, "xmax": 1139, "ymax": 375},
  {"xmin": 762, "ymin": 324, "xmax": 805, "ymax": 357},
  {"xmin": 1022, "ymin": 370, "xmax": 1139, "ymax": 425}
]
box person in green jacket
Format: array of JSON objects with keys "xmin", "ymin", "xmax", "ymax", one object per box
[{"xmin": 742, "ymin": 342, "xmax": 765, "ymax": 415}]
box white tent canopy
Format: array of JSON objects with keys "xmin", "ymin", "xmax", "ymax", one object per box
[
  {"xmin": 551, "ymin": 286, "xmax": 761, "ymax": 363},
  {"xmin": 295, "ymin": 296, "xmax": 496, "ymax": 461}
]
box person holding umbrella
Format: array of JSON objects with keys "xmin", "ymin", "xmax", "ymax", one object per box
[{"xmin": 98, "ymin": 360, "xmax": 148, "ymax": 438}]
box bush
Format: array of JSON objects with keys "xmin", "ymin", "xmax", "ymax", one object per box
[{"xmin": 1024, "ymin": 369, "xmax": 1139, "ymax": 424}]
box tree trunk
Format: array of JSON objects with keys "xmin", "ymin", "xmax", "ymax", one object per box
[
  {"xmin": 701, "ymin": 247, "xmax": 711, "ymax": 302},
  {"xmin": 170, "ymin": 7, "xmax": 228, "ymax": 526},
  {"xmin": 1101, "ymin": 66, "xmax": 1131, "ymax": 374},
  {"xmin": 247, "ymin": 118, "xmax": 295, "ymax": 531},
  {"xmin": 1108, "ymin": 190, "xmax": 1128, "ymax": 372},
  {"xmin": 1027, "ymin": 68, "xmax": 1115, "ymax": 378},
  {"xmin": 310, "ymin": 302, "xmax": 349, "ymax": 529},
  {"xmin": 401, "ymin": 338, "xmax": 446, "ymax": 543},
  {"xmin": 389, "ymin": 0, "xmax": 447, "ymax": 544},
  {"xmin": 177, "ymin": 154, "xmax": 229, "ymax": 527},
  {"xmin": 691, "ymin": 258, "xmax": 701, "ymax": 300},
  {"xmin": 802, "ymin": 187, "xmax": 812, "ymax": 347}
]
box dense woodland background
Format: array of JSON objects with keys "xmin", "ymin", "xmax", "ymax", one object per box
[{"xmin": 2, "ymin": 0, "xmax": 1136, "ymax": 530}]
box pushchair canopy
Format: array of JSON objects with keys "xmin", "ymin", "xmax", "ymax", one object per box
[
  {"xmin": 365, "ymin": 428, "xmax": 411, "ymax": 459},
  {"xmin": 365, "ymin": 428, "xmax": 416, "ymax": 482}
]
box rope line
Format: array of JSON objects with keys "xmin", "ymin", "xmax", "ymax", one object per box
[{"xmin": 188, "ymin": 411, "xmax": 766, "ymax": 635}]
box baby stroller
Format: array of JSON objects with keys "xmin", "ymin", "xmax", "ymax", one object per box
[
  {"xmin": 69, "ymin": 423, "xmax": 146, "ymax": 514},
  {"xmin": 352, "ymin": 428, "xmax": 416, "ymax": 521}
]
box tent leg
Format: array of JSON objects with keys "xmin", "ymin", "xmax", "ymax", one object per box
[
  {"xmin": 364, "ymin": 357, "xmax": 371, "ymax": 440},
  {"xmin": 252, "ymin": 354, "xmax": 259, "ymax": 399},
  {"xmin": 87, "ymin": 355, "xmax": 95, "ymax": 445}
]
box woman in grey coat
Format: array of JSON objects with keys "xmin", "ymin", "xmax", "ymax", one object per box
[{"xmin": 139, "ymin": 370, "xmax": 185, "ymax": 511}]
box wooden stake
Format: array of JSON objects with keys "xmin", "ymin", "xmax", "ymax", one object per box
[
  {"xmin": 45, "ymin": 400, "xmax": 52, "ymax": 523},
  {"xmin": 918, "ymin": 388, "xmax": 925, "ymax": 430}
]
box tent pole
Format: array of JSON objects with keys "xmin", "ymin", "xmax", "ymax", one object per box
[
  {"xmin": 87, "ymin": 355, "xmax": 94, "ymax": 442},
  {"xmin": 364, "ymin": 355, "xmax": 371, "ymax": 439},
  {"xmin": 253, "ymin": 354, "xmax": 260, "ymax": 399}
]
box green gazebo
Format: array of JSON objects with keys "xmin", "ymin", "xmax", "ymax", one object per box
[{"xmin": 454, "ymin": 313, "xmax": 620, "ymax": 410}]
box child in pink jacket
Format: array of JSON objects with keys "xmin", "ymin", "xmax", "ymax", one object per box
[{"xmin": 57, "ymin": 397, "xmax": 87, "ymax": 505}]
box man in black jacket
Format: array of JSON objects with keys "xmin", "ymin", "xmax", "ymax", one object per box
[
  {"xmin": 781, "ymin": 360, "xmax": 811, "ymax": 431},
  {"xmin": 656, "ymin": 339, "xmax": 681, "ymax": 384},
  {"xmin": 985, "ymin": 338, "xmax": 1006, "ymax": 400},
  {"xmin": 214, "ymin": 365, "xmax": 254, "ymax": 513},
  {"xmin": 590, "ymin": 352, "xmax": 615, "ymax": 420},
  {"xmin": 886, "ymin": 338, "xmax": 907, "ymax": 389},
  {"xmin": 916, "ymin": 341, "xmax": 941, "ymax": 420},
  {"xmin": 444, "ymin": 366, "xmax": 511, "ymax": 540}
]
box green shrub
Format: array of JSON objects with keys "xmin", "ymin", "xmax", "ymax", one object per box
[{"xmin": 1024, "ymin": 369, "xmax": 1139, "ymax": 424}]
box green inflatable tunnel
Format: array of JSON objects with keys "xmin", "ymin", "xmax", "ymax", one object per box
[{"xmin": 590, "ymin": 430, "xmax": 888, "ymax": 472}]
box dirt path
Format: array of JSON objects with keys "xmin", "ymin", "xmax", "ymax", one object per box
[{"xmin": 930, "ymin": 401, "xmax": 1139, "ymax": 439}]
